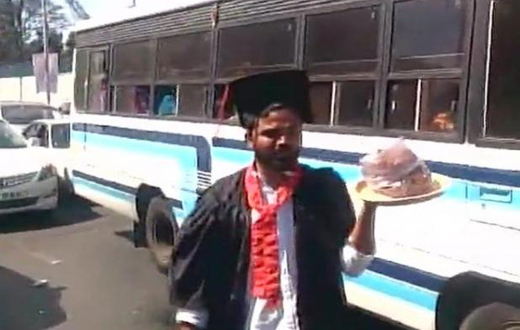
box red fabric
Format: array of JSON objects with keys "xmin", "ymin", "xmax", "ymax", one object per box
[
  {"xmin": 217, "ymin": 85, "xmax": 230, "ymax": 120},
  {"xmin": 244, "ymin": 164, "xmax": 302, "ymax": 307}
]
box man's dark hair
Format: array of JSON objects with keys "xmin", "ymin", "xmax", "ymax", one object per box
[{"xmin": 244, "ymin": 103, "xmax": 302, "ymax": 132}]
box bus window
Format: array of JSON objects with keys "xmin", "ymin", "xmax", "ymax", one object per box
[
  {"xmin": 386, "ymin": 80, "xmax": 417, "ymax": 130},
  {"xmin": 305, "ymin": 6, "xmax": 380, "ymax": 75},
  {"xmin": 337, "ymin": 81, "xmax": 375, "ymax": 128},
  {"xmin": 114, "ymin": 86, "xmax": 150, "ymax": 114},
  {"xmin": 420, "ymin": 79, "xmax": 458, "ymax": 132},
  {"xmin": 177, "ymin": 85, "xmax": 207, "ymax": 118},
  {"xmin": 305, "ymin": 6, "xmax": 380, "ymax": 128},
  {"xmin": 112, "ymin": 41, "xmax": 154, "ymax": 82},
  {"xmin": 309, "ymin": 82, "xmax": 333, "ymax": 125},
  {"xmin": 154, "ymin": 85, "xmax": 178, "ymax": 116},
  {"xmin": 486, "ymin": 0, "xmax": 520, "ymax": 140},
  {"xmin": 382, "ymin": 0, "xmax": 466, "ymax": 134},
  {"xmin": 392, "ymin": 0, "xmax": 467, "ymax": 71},
  {"xmin": 386, "ymin": 79, "xmax": 458, "ymax": 132},
  {"xmin": 87, "ymin": 50, "xmax": 108, "ymax": 112},
  {"xmin": 217, "ymin": 19, "xmax": 297, "ymax": 78},
  {"xmin": 157, "ymin": 32, "xmax": 211, "ymax": 81},
  {"xmin": 213, "ymin": 85, "xmax": 235, "ymax": 120},
  {"xmin": 74, "ymin": 49, "xmax": 88, "ymax": 111}
]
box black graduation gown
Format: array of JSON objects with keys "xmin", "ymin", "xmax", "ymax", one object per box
[{"xmin": 170, "ymin": 165, "xmax": 356, "ymax": 330}]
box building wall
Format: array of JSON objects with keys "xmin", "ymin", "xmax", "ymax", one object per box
[{"xmin": 0, "ymin": 73, "xmax": 73, "ymax": 108}]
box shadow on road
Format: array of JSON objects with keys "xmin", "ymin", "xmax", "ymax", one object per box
[
  {"xmin": 0, "ymin": 196, "xmax": 101, "ymax": 234},
  {"xmin": 0, "ymin": 266, "xmax": 67, "ymax": 330},
  {"xmin": 345, "ymin": 307, "xmax": 405, "ymax": 330},
  {"xmin": 114, "ymin": 229, "xmax": 135, "ymax": 246}
]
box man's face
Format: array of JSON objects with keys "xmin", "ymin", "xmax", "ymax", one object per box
[{"xmin": 247, "ymin": 108, "xmax": 302, "ymax": 172}]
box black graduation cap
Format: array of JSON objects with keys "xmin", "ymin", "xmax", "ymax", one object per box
[{"xmin": 222, "ymin": 70, "xmax": 313, "ymax": 128}]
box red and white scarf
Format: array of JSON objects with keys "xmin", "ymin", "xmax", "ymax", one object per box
[{"xmin": 244, "ymin": 164, "xmax": 302, "ymax": 307}]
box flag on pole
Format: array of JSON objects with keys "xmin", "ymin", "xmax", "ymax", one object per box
[{"xmin": 32, "ymin": 53, "xmax": 59, "ymax": 94}]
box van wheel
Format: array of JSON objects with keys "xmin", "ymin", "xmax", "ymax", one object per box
[
  {"xmin": 145, "ymin": 196, "xmax": 177, "ymax": 273},
  {"xmin": 460, "ymin": 303, "xmax": 520, "ymax": 330}
]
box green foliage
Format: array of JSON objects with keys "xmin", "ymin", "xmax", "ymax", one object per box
[{"xmin": 0, "ymin": 0, "xmax": 70, "ymax": 63}]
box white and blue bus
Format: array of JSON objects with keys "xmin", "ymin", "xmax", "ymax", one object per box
[{"xmin": 70, "ymin": 0, "xmax": 520, "ymax": 329}]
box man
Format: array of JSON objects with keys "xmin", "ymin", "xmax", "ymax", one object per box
[{"xmin": 170, "ymin": 70, "xmax": 377, "ymax": 330}]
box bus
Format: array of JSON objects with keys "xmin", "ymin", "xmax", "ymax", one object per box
[{"xmin": 70, "ymin": 0, "xmax": 520, "ymax": 329}]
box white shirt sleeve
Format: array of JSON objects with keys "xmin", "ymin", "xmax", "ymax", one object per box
[
  {"xmin": 341, "ymin": 243, "xmax": 375, "ymax": 277},
  {"xmin": 175, "ymin": 308, "xmax": 209, "ymax": 329}
]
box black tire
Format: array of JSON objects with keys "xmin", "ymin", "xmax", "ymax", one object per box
[
  {"xmin": 436, "ymin": 272, "xmax": 520, "ymax": 330},
  {"xmin": 38, "ymin": 209, "xmax": 55, "ymax": 221},
  {"xmin": 133, "ymin": 220, "xmax": 147, "ymax": 248},
  {"xmin": 145, "ymin": 196, "xmax": 177, "ymax": 273},
  {"xmin": 460, "ymin": 303, "xmax": 520, "ymax": 330}
]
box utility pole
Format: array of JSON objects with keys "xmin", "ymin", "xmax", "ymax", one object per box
[{"xmin": 41, "ymin": 0, "xmax": 51, "ymax": 105}]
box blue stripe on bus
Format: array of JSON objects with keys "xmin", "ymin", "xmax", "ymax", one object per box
[
  {"xmin": 369, "ymin": 258, "xmax": 445, "ymax": 293},
  {"xmin": 71, "ymin": 170, "xmax": 183, "ymax": 210},
  {"xmin": 212, "ymin": 137, "xmax": 520, "ymax": 188},
  {"xmin": 82, "ymin": 132, "xmax": 199, "ymax": 171},
  {"xmin": 71, "ymin": 125, "xmax": 520, "ymax": 210},
  {"xmin": 72, "ymin": 123, "xmax": 212, "ymax": 173},
  {"xmin": 72, "ymin": 125, "xmax": 520, "ymax": 188},
  {"xmin": 344, "ymin": 270, "xmax": 439, "ymax": 311},
  {"xmin": 212, "ymin": 147, "xmax": 469, "ymax": 202},
  {"xmin": 72, "ymin": 176, "xmax": 135, "ymax": 203}
]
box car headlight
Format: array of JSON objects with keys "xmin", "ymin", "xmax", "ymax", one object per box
[{"xmin": 38, "ymin": 164, "xmax": 57, "ymax": 181}]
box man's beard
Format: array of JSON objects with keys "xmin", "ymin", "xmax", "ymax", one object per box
[{"xmin": 255, "ymin": 148, "xmax": 300, "ymax": 172}]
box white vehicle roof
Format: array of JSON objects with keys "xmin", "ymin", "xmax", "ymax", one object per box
[
  {"xmin": 28, "ymin": 118, "xmax": 70, "ymax": 126},
  {"xmin": 0, "ymin": 101, "xmax": 57, "ymax": 109},
  {"xmin": 75, "ymin": 0, "xmax": 214, "ymax": 32}
]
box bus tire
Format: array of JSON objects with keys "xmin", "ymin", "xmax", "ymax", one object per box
[
  {"xmin": 145, "ymin": 196, "xmax": 177, "ymax": 273},
  {"xmin": 436, "ymin": 272, "xmax": 520, "ymax": 330},
  {"xmin": 460, "ymin": 303, "xmax": 520, "ymax": 330},
  {"xmin": 133, "ymin": 220, "xmax": 146, "ymax": 248}
]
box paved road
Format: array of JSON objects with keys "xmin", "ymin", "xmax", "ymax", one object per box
[{"xmin": 0, "ymin": 198, "xmax": 405, "ymax": 330}]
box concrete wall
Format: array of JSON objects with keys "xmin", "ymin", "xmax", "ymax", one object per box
[{"xmin": 0, "ymin": 73, "xmax": 73, "ymax": 108}]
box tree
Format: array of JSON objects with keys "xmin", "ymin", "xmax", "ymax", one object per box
[
  {"xmin": 0, "ymin": 0, "xmax": 70, "ymax": 63},
  {"xmin": 0, "ymin": 1, "xmax": 23, "ymax": 61},
  {"xmin": 63, "ymin": 0, "xmax": 89, "ymax": 20}
]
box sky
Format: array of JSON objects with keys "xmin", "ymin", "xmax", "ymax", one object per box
[
  {"xmin": 55, "ymin": 0, "xmax": 206, "ymax": 32},
  {"xmin": 55, "ymin": 0, "xmax": 194, "ymax": 20},
  {"xmin": 55, "ymin": 0, "xmax": 137, "ymax": 19}
]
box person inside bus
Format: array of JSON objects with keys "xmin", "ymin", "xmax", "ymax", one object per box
[
  {"xmin": 170, "ymin": 70, "xmax": 378, "ymax": 330},
  {"xmin": 134, "ymin": 86, "xmax": 150, "ymax": 114},
  {"xmin": 155, "ymin": 86, "xmax": 178, "ymax": 116}
]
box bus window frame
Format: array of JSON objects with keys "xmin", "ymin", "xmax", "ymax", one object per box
[
  {"xmin": 215, "ymin": 16, "xmax": 300, "ymax": 79},
  {"xmin": 156, "ymin": 30, "xmax": 213, "ymax": 83},
  {"xmin": 75, "ymin": 45, "xmax": 111, "ymax": 114},
  {"xmin": 296, "ymin": 0, "xmax": 473, "ymax": 143},
  {"xmin": 467, "ymin": 0, "xmax": 520, "ymax": 150},
  {"xmin": 73, "ymin": 0, "xmax": 511, "ymax": 147},
  {"xmin": 302, "ymin": 1, "xmax": 384, "ymax": 130},
  {"xmin": 373, "ymin": 0, "xmax": 475, "ymax": 144}
]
